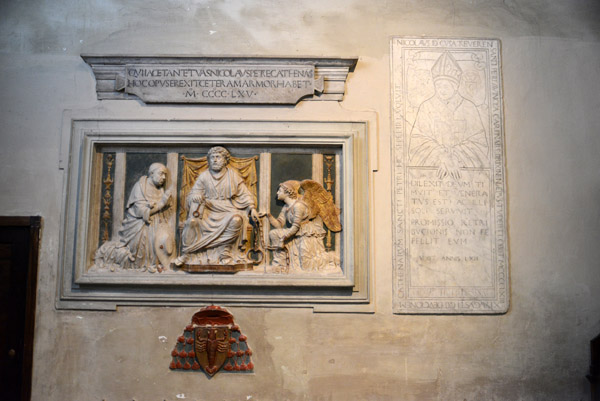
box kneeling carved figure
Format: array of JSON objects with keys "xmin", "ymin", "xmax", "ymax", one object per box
[
  {"xmin": 93, "ymin": 162, "xmax": 174, "ymax": 273},
  {"xmin": 261, "ymin": 180, "xmax": 342, "ymax": 273}
]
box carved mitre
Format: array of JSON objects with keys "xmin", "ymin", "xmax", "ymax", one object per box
[{"xmin": 431, "ymin": 51, "xmax": 462, "ymax": 85}]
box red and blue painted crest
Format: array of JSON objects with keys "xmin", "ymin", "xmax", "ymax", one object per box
[{"xmin": 169, "ymin": 305, "xmax": 253, "ymax": 376}]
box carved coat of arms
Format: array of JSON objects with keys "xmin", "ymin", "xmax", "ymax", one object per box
[{"xmin": 169, "ymin": 305, "xmax": 253, "ymax": 376}]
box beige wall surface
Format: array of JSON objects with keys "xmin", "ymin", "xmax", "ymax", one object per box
[{"xmin": 1, "ymin": 0, "xmax": 600, "ymax": 400}]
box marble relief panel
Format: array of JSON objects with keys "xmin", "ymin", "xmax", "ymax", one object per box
[
  {"xmin": 57, "ymin": 120, "xmax": 369, "ymax": 310},
  {"xmin": 89, "ymin": 146, "xmax": 343, "ymax": 276}
]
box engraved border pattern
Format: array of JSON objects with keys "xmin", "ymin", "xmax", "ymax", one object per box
[{"xmin": 391, "ymin": 37, "xmax": 509, "ymax": 314}]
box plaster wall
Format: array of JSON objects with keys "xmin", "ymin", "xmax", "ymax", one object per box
[{"xmin": 1, "ymin": 0, "xmax": 600, "ymax": 399}]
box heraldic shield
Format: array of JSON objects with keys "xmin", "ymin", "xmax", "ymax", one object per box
[{"xmin": 169, "ymin": 305, "xmax": 253, "ymax": 377}]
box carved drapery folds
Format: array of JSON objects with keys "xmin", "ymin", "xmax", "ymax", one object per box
[
  {"xmin": 58, "ymin": 120, "xmax": 370, "ymax": 310},
  {"xmin": 179, "ymin": 155, "xmax": 259, "ymax": 224},
  {"xmin": 264, "ymin": 179, "xmax": 342, "ymax": 274},
  {"xmin": 89, "ymin": 146, "xmax": 342, "ymax": 276}
]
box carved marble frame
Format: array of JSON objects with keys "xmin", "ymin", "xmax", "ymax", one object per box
[{"xmin": 57, "ymin": 119, "xmax": 370, "ymax": 311}]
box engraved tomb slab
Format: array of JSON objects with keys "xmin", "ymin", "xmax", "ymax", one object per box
[{"xmin": 391, "ymin": 37, "xmax": 509, "ymax": 314}]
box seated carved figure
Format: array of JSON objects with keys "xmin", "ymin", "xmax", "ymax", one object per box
[
  {"xmin": 93, "ymin": 162, "xmax": 174, "ymax": 273},
  {"xmin": 261, "ymin": 180, "xmax": 342, "ymax": 273},
  {"xmin": 175, "ymin": 146, "xmax": 260, "ymax": 266}
]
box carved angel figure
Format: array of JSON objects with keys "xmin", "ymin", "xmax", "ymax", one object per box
[{"xmin": 261, "ymin": 180, "xmax": 341, "ymax": 273}]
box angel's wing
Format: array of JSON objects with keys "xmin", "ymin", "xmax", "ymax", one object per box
[{"xmin": 300, "ymin": 180, "xmax": 342, "ymax": 232}]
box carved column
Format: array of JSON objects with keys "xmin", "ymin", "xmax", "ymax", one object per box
[
  {"xmin": 258, "ymin": 152, "xmax": 271, "ymax": 270},
  {"xmin": 312, "ymin": 153, "xmax": 323, "ymax": 184},
  {"xmin": 335, "ymin": 154, "xmax": 341, "ymax": 261},
  {"xmin": 166, "ymin": 153, "xmax": 179, "ymax": 239},
  {"xmin": 111, "ymin": 152, "xmax": 126, "ymax": 238}
]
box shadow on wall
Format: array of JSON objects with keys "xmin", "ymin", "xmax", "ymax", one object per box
[{"xmin": 589, "ymin": 332, "xmax": 600, "ymax": 401}]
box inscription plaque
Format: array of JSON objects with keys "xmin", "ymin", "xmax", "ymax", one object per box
[
  {"xmin": 391, "ymin": 37, "xmax": 509, "ymax": 314},
  {"xmin": 117, "ymin": 64, "xmax": 323, "ymax": 104},
  {"xmin": 82, "ymin": 56, "xmax": 358, "ymax": 104}
]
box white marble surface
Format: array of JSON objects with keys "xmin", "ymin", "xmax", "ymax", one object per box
[{"xmin": 391, "ymin": 38, "xmax": 508, "ymax": 314}]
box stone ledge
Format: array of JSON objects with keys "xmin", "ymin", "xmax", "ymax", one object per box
[{"xmin": 82, "ymin": 55, "xmax": 358, "ymax": 104}]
